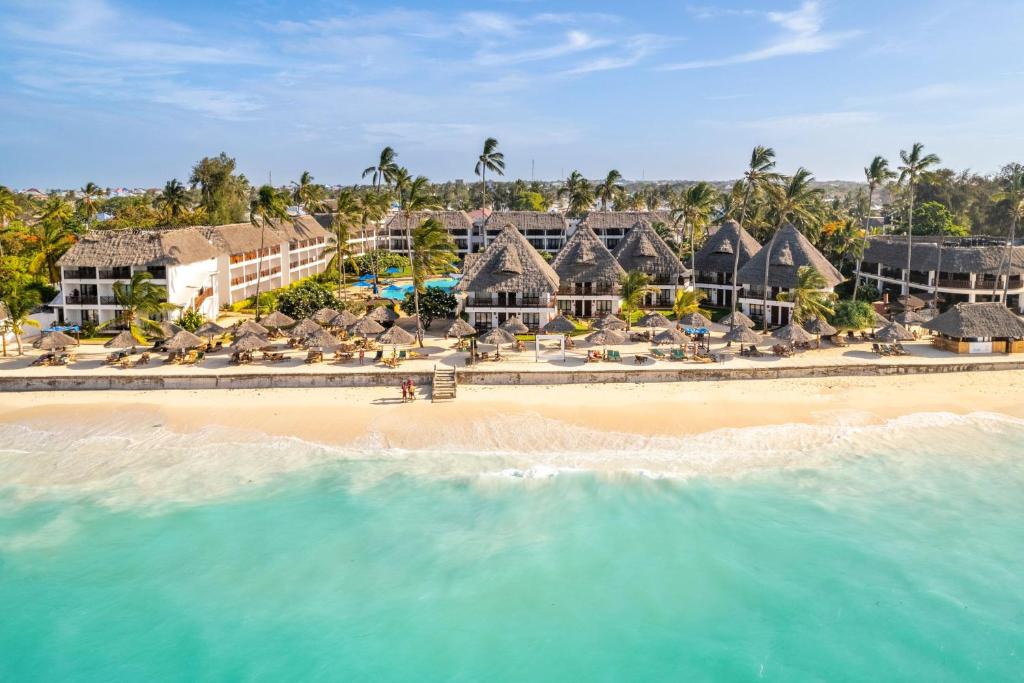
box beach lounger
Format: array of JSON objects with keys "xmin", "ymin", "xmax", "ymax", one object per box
[
  {"xmin": 894, "ymin": 342, "xmax": 909, "ymax": 355},
  {"xmin": 374, "ymin": 350, "xmax": 384, "ymax": 362},
  {"xmin": 670, "ymin": 349, "xmax": 686, "ymax": 361}
]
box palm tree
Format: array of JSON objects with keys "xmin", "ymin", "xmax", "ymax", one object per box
[
  {"xmin": 78, "ymin": 182, "xmax": 104, "ymax": 230},
  {"xmin": 558, "ymin": 171, "xmax": 595, "ymax": 218},
  {"xmin": 897, "ymin": 142, "xmax": 941, "ymax": 295},
  {"xmin": 0, "ymin": 289, "xmax": 40, "ymax": 356},
  {"xmin": 356, "ymin": 189, "xmax": 392, "ymax": 286},
  {"xmin": 249, "ymin": 185, "xmax": 291, "ymax": 321},
  {"xmin": 292, "ymin": 171, "xmax": 327, "ymax": 214},
  {"xmin": 29, "ymin": 220, "xmax": 77, "ymax": 283},
  {"xmin": 397, "ymin": 176, "xmax": 442, "ymax": 337},
  {"xmin": 760, "ymin": 168, "xmax": 822, "ymax": 330},
  {"xmin": 729, "ymin": 146, "xmax": 779, "ymax": 323},
  {"xmin": 475, "ymin": 137, "xmax": 505, "ymax": 211},
  {"xmin": 329, "ymin": 189, "xmax": 361, "ymax": 299},
  {"xmin": 362, "ymin": 147, "xmax": 400, "ymax": 192},
  {"xmin": 672, "ymin": 288, "xmax": 708, "ymax": 320},
  {"xmin": 993, "ymin": 163, "xmax": 1024, "ymax": 303},
  {"xmin": 594, "ymin": 170, "xmax": 625, "ymax": 210},
  {"xmin": 719, "ymin": 181, "xmax": 745, "ymax": 220},
  {"xmin": 411, "ymin": 217, "xmax": 458, "ymax": 345},
  {"xmin": 855, "ymin": 156, "xmax": 896, "ymax": 301},
  {"xmin": 776, "ymin": 265, "xmax": 836, "ymax": 324},
  {"xmin": 102, "ymin": 271, "xmax": 176, "ymax": 342},
  {"xmin": 0, "ymin": 186, "xmax": 17, "ymax": 258},
  {"xmin": 672, "ymin": 181, "xmax": 718, "ymax": 271},
  {"xmin": 39, "ymin": 196, "xmax": 73, "ymax": 226},
  {"xmin": 156, "ymin": 179, "xmax": 192, "ymax": 226},
  {"xmin": 618, "ymin": 270, "xmax": 657, "ymax": 329}
]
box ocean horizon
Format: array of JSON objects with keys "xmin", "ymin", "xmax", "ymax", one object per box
[{"xmin": 1, "ymin": 410, "xmax": 1022, "ymax": 681}]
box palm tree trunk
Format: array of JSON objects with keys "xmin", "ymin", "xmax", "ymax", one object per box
[
  {"xmin": 932, "ymin": 235, "xmax": 943, "ymax": 310},
  {"xmin": 761, "ymin": 220, "xmax": 783, "ymax": 331},
  {"xmin": 14, "ymin": 330, "xmax": 23, "ymax": 356},
  {"xmin": 853, "ymin": 185, "xmax": 875, "ymax": 303},
  {"xmin": 253, "ymin": 220, "xmax": 267, "ymax": 322},
  {"xmin": 905, "ymin": 189, "xmax": 915, "ymax": 296},
  {"xmin": 729, "ymin": 183, "xmax": 755, "ymax": 324},
  {"xmin": 405, "ymin": 219, "xmax": 423, "ymax": 348},
  {"xmin": 1003, "ymin": 214, "xmax": 1018, "ymax": 305}
]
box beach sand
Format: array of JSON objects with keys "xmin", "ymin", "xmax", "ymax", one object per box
[{"xmin": 2, "ymin": 371, "xmax": 1023, "ymax": 449}]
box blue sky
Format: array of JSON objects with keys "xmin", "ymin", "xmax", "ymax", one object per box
[{"xmin": 1, "ymin": 0, "xmax": 1022, "ymax": 188}]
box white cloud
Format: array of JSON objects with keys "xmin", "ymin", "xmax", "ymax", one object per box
[
  {"xmin": 663, "ymin": 1, "xmax": 856, "ymax": 70},
  {"xmin": 475, "ymin": 30, "xmax": 606, "ymax": 66},
  {"xmin": 732, "ymin": 111, "xmax": 881, "ymax": 131}
]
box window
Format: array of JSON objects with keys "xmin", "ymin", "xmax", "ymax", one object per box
[{"xmin": 474, "ymin": 313, "xmax": 491, "ymax": 330}]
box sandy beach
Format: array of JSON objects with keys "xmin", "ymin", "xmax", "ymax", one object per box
[{"xmin": 2, "ymin": 371, "xmax": 1023, "ymax": 450}]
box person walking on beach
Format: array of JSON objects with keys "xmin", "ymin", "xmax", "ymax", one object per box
[
  {"xmin": 406, "ymin": 377, "xmax": 416, "ymax": 402},
  {"xmin": 401, "ymin": 380, "xmax": 408, "ymax": 403},
  {"xmin": 359, "ymin": 348, "xmax": 365, "ymax": 365}
]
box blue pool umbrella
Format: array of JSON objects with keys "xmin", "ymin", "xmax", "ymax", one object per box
[
  {"xmin": 684, "ymin": 327, "xmax": 709, "ymax": 336},
  {"xmin": 384, "ymin": 266, "xmax": 401, "ymax": 275},
  {"xmin": 358, "ymin": 273, "xmax": 375, "ymax": 281},
  {"xmin": 353, "ymin": 280, "xmax": 373, "ymax": 288}
]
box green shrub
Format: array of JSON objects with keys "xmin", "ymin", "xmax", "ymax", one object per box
[
  {"xmin": 177, "ymin": 308, "xmax": 205, "ymax": 332},
  {"xmin": 830, "ymin": 299, "xmax": 876, "ymax": 330},
  {"xmin": 400, "ymin": 288, "xmax": 456, "ymax": 327},
  {"xmin": 276, "ymin": 281, "xmax": 341, "ymax": 320}
]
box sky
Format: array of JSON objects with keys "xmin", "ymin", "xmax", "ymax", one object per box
[{"xmin": 1, "ymin": 0, "xmax": 1023, "ymax": 188}]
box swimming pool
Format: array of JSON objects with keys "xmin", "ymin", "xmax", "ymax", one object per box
[{"xmin": 379, "ymin": 277, "xmax": 461, "ymax": 300}]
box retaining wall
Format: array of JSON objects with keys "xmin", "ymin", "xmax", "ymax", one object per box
[{"xmin": 2, "ymin": 360, "xmax": 1024, "ymax": 392}]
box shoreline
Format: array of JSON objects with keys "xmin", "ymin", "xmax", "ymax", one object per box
[{"xmin": 2, "ymin": 371, "xmax": 1023, "ymax": 449}]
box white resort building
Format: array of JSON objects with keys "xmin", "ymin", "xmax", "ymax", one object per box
[
  {"xmin": 579, "ymin": 211, "xmax": 674, "ymax": 251},
  {"xmin": 735, "ymin": 223, "xmax": 843, "ymax": 327},
  {"xmin": 551, "ymin": 224, "xmax": 626, "ymax": 319},
  {"xmin": 53, "ymin": 216, "xmax": 331, "ymax": 328},
  {"xmin": 855, "ymin": 235, "xmax": 1024, "ymax": 313},
  {"xmin": 457, "ymin": 223, "xmax": 560, "ymax": 331},
  {"xmin": 692, "ymin": 220, "xmax": 762, "ymax": 309},
  {"xmin": 384, "ymin": 210, "xmax": 475, "ymax": 257}
]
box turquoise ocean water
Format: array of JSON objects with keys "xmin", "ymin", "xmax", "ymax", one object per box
[{"xmin": 1, "ymin": 411, "xmax": 1022, "ymax": 681}]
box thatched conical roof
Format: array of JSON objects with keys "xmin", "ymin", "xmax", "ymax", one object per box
[
  {"xmin": 612, "ymin": 220, "xmax": 689, "ymax": 279},
  {"xmin": 593, "ymin": 313, "xmax": 627, "ymax": 330},
  {"xmin": 638, "ymin": 312, "xmax": 673, "ymax": 328},
  {"xmin": 803, "ymin": 317, "xmax": 838, "ymax": 337},
  {"xmin": 457, "ymin": 223, "xmax": 559, "ymax": 294},
  {"xmin": 290, "ymin": 318, "xmax": 322, "ymax": 337},
  {"xmin": 330, "ymin": 310, "xmax": 359, "ymax": 328},
  {"xmin": 480, "ymin": 328, "xmax": 516, "ymax": 346},
  {"xmin": 235, "ymin": 320, "xmax": 269, "ymax": 337},
  {"xmin": 312, "ymin": 307, "xmax": 341, "ymax": 324},
  {"xmin": 377, "ymin": 325, "xmax": 416, "ymax": 346},
  {"xmin": 586, "ymin": 329, "xmax": 626, "ymax": 345},
  {"xmin": 720, "ymin": 310, "xmax": 755, "ymax": 328},
  {"xmin": 104, "ymin": 330, "xmax": 138, "ymax": 348},
  {"xmin": 772, "ymin": 322, "xmax": 815, "ymax": 344},
  {"xmin": 35, "ymin": 331, "xmax": 78, "ymax": 350},
  {"xmin": 723, "ymin": 325, "xmax": 768, "ymax": 344},
  {"xmin": 923, "ymin": 302, "xmax": 1024, "ymax": 339},
  {"xmin": 876, "ymin": 321, "xmax": 915, "ymax": 342},
  {"xmin": 677, "ymin": 312, "xmax": 716, "ymax": 329},
  {"xmin": 542, "ymin": 315, "xmax": 577, "ymax": 334},
  {"xmin": 196, "ymin": 321, "xmax": 226, "ymax": 337},
  {"xmin": 260, "ymin": 311, "xmax": 295, "ymax": 329},
  {"xmin": 653, "ymin": 327, "xmax": 688, "ymax": 345},
  {"xmin": 499, "ymin": 316, "xmax": 529, "ymax": 334},
  {"xmin": 367, "ymin": 305, "xmax": 400, "ymax": 323},
  {"xmin": 163, "ymin": 330, "xmax": 204, "ymax": 350},
  {"xmin": 304, "ymin": 328, "xmax": 340, "ymax": 349},
  {"xmin": 736, "ymin": 224, "xmax": 843, "ymax": 289},
  {"xmin": 231, "ymin": 333, "xmax": 269, "ymax": 352},
  {"xmin": 158, "ymin": 321, "xmax": 184, "ymax": 338},
  {"xmin": 693, "ymin": 220, "xmax": 762, "ymax": 274},
  {"xmin": 446, "ymin": 318, "xmax": 478, "ymax": 337},
  {"xmin": 551, "ymin": 224, "xmax": 625, "ymax": 287},
  {"xmin": 394, "ymin": 314, "xmax": 424, "ymax": 332},
  {"xmin": 350, "ymin": 317, "xmax": 385, "ymax": 336},
  {"xmin": 894, "ymin": 309, "xmax": 934, "ymax": 325},
  {"xmin": 895, "ymin": 294, "xmax": 927, "ymax": 311}
]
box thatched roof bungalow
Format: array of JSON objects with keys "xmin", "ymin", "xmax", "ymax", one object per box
[
  {"xmin": 692, "ymin": 220, "xmax": 762, "ymax": 308},
  {"xmin": 579, "ymin": 211, "xmax": 674, "ymax": 250},
  {"xmin": 551, "ymin": 224, "xmax": 625, "ymax": 318},
  {"xmin": 612, "ymin": 220, "xmax": 690, "ymax": 308},
  {"xmin": 923, "ymin": 302, "xmax": 1024, "ymax": 353}
]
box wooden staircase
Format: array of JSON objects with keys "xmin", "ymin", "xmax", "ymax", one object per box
[{"xmin": 432, "ymin": 365, "xmax": 457, "ymax": 402}]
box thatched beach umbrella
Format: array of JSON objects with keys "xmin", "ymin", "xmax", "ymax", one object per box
[
  {"xmin": 894, "ymin": 309, "xmax": 933, "ymax": 326},
  {"xmin": 720, "ymin": 310, "xmax": 755, "ymax": 328},
  {"xmin": 586, "ymin": 329, "xmax": 626, "ymax": 346},
  {"xmin": 653, "ymin": 327, "xmax": 688, "ymax": 345},
  {"xmin": 35, "ymin": 331, "xmax": 78, "ymax": 350},
  {"xmin": 163, "ymin": 330, "xmax": 204, "ymax": 351},
  {"xmin": 231, "ymin": 333, "xmax": 270, "ymax": 352},
  {"xmin": 872, "ymin": 309, "xmax": 889, "ymax": 328},
  {"xmin": 876, "ymin": 321, "xmax": 915, "ymax": 342},
  {"xmin": 350, "ymin": 317, "xmax": 385, "ymax": 337},
  {"xmin": 104, "ymin": 330, "xmax": 138, "ymax": 349},
  {"xmin": 158, "ymin": 321, "xmax": 184, "ymax": 338},
  {"xmin": 593, "ymin": 313, "xmax": 627, "ymax": 331},
  {"xmin": 377, "ymin": 324, "xmax": 416, "ymax": 347},
  {"xmin": 304, "ymin": 328, "xmax": 340, "ymax": 350},
  {"xmin": 803, "ymin": 317, "xmax": 838, "ymax": 337},
  {"xmin": 235, "ymin": 320, "xmax": 269, "ymax": 337},
  {"xmin": 772, "ymin": 322, "xmax": 815, "ymax": 345},
  {"xmin": 330, "ymin": 310, "xmax": 359, "ymax": 329},
  {"xmin": 394, "ymin": 314, "xmax": 425, "ymax": 335},
  {"xmin": 479, "ymin": 327, "xmax": 516, "ymax": 357},
  {"xmin": 677, "ymin": 312, "xmax": 717, "ymax": 330},
  {"xmin": 367, "ymin": 305, "xmax": 399, "ymax": 323},
  {"xmin": 260, "ymin": 311, "xmax": 295, "ymax": 329},
  {"xmin": 542, "ymin": 315, "xmax": 577, "ymax": 335},
  {"xmin": 195, "ymin": 321, "xmax": 226, "ymax": 338},
  {"xmin": 290, "ymin": 318, "xmax": 322, "ymax": 338},
  {"xmin": 499, "ymin": 316, "xmax": 529, "ymax": 334},
  {"xmin": 312, "ymin": 307, "xmax": 341, "ymax": 325},
  {"xmin": 638, "ymin": 312, "xmax": 673, "ymax": 328},
  {"xmin": 446, "ymin": 318, "xmax": 477, "ymax": 338},
  {"xmin": 895, "ymin": 293, "xmax": 927, "ymax": 311},
  {"xmin": 723, "ymin": 325, "xmax": 767, "ymax": 345}
]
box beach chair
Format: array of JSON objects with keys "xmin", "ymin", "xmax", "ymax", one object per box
[
  {"xmin": 606, "ymin": 350, "xmax": 622, "ymax": 362},
  {"xmin": 137, "ymin": 353, "xmax": 150, "ymax": 366},
  {"xmin": 871, "ymin": 343, "xmax": 882, "ymax": 355},
  {"xmin": 399, "ymin": 350, "xmax": 408, "ymax": 360},
  {"xmin": 670, "ymin": 349, "xmax": 686, "ymax": 361},
  {"xmin": 894, "ymin": 342, "xmax": 909, "ymax": 356},
  {"xmin": 194, "ymin": 351, "xmax": 206, "ymax": 365},
  {"xmin": 649, "ymin": 348, "xmax": 667, "ymax": 359},
  {"xmin": 374, "ymin": 350, "xmax": 384, "ymax": 362}
]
